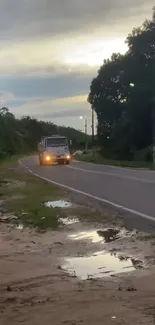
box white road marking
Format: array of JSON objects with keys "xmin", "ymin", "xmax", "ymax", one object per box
[
  {"xmin": 74, "ymin": 159, "xmax": 153, "ymax": 172},
  {"xmin": 19, "ymin": 159, "xmax": 155, "ymax": 223},
  {"xmin": 69, "ymin": 165, "xmax": 155, "ymax": 184}
]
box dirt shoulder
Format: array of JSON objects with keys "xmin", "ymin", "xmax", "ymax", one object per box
[{"xmin": 0, "ymin": 159, "xmax": 155, "ymax": 324}]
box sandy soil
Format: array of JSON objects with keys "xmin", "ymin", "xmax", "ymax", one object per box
[{"xmin": 0, "ymin": 221, "xmax": 155, "ymax": 325}]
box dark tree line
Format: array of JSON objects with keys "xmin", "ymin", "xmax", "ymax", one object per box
[
  {"xmin": 0, "ymin": 107, "xmax": 89, "ymax": 159},
  {"xmin": 88, "ymin": 8, "xmax": 155, "ymax": 161}
]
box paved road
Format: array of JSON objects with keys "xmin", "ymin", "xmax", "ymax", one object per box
[{"xmin": 21, "ymin": 155, "xmax": 155, "ymax": 229}]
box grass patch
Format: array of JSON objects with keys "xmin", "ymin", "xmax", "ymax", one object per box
[
  {"xmin": 0, "ymin": 158, "xmax": 69, "ymax": 230},
  {"xmin": 76, "ymin": 152, "xmax": 152, "ymax": 169},
  {"xmin": 0, "ymin": 152, "xmax": 35, "ymax": 167}
]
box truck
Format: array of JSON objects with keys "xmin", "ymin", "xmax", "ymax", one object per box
[{"xmin": 38, "ymin": 135, "xmax": 71, "ymax": 166}]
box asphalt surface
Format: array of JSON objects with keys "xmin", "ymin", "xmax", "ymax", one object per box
[{"xmin": 21, "ymin": 155, "xmax": 155, "ymax": 231}]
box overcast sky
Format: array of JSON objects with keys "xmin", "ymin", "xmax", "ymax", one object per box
[{"xmin": 0, "ymin": 0, "xmax": 154, "ymax": 132}]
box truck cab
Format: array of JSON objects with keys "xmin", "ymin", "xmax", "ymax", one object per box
[{"xmin": 38, "ymin": 135, "xmax": 71, "ymax": 166}]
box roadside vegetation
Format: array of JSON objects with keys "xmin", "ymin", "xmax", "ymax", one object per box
[{"xmin": 76, "ymin": 150, "xmax": 152, "ymax": 169}]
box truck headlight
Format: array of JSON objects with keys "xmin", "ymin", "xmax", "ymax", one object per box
[{"xmin": 45, "ymin": 155, "xmax": 51, "ymax": 161}]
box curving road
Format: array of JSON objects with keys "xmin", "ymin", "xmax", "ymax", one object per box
[{"xmin": 21, "ymin": 155, "xmax": 155, "ymax": 231}]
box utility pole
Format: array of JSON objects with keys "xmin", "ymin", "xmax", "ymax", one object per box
[
  {"xmin": 80, "ymin": 116, "xmax": 88, "ymax": 151},
  {"xmin": 153, "ymin": 98, "xmax": 155, "ymax": 168},
  {"xmin": 85, "ymin": 118, "xmax": 88, "ymax": 151},
  {"xmin": 92, "ymin": 107, "xmax": 94, "ymax": 147}
]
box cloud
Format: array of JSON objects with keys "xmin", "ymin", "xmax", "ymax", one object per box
[
  {"xmin": 10, "ymin": 93, "xmax": 94, "ymax": 132},
  {"xmin": 0, "ymin": 36, "xmax": 128, "ymax": 77},
  {"xmin": 0, "ymin": 0, "xmax": 153, "ymax": 40},
  {"xmin": 0, "ymin": 92, "xmax": 15, "ymax": 105},
  {"xmin": 0, "ymin": 74, "xmax": 91, "ymax": 99},
  {"xmin": 11, "ymin": 94, "xmax": 89, "ymax": 117},
  {"xmin": 0, "ymin": 1, "xmax": 153, "ymax": 77}
]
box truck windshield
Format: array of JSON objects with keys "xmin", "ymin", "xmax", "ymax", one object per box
[{"xmin": 46, "ymin": 138, "xmax": 68, "ymax": 147}]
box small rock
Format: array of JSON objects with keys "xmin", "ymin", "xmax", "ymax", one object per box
[
  {"xmin": 21, "ymin": 212, "xmax": 28, "ymax": 216},
  {"xmin": 118, "ymin": 285, "xmax": 122, "ymax": 291},
  {"xmin": 127, "ymin": 286, "xmax": 137, "ymax": 292},
  {"xmin": 7, "ymin": 286, "xmax": 12, "ymax": 292},
  {"xmin": 110, "ymin": 248, "xmax": 118, "ymax": 252},
  {"xmin": 0, "ymin": 208, "xmax": 7, "ymax": 213}
]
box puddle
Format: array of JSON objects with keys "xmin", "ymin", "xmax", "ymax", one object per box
[
  {"xmin": 69, "ymin": 231, "xmax": 103, "ymax": 243},
  {"xmin": 63, "ymin": 251, "xmax": 143, "ymax": 280},
  {"xmin": 0, "ymin": 180, "xmax": 25, "ymax": 188},
  {"xmin": 44, "ymin": 200, "xmax": 72, "ymax": 208},
  {"xmin": 59, "ymin": 217, "xmax": 79, "ymax": 225},
  {"xmin": 69, "ymin": 228, "xmax": 135, "ymax": 243},
  {"xmin": 16, "ymin": 224, "xmax": 24, "ymax": 230},
  {"xmin": 0, "ymin": 214, "xmax": 18, "ymax": 222}
]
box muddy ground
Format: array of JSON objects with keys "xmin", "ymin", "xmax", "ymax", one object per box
[
  {"xmin": 0, "ymin": 161, "xmax": 155, "ymax": 324},
  {"xmin": 0, "ymin": 219, "xmax": 155, "ymax": 324}
]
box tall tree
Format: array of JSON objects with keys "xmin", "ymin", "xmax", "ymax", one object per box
[{"xmin": 88, "ymin": 7, "xmax": 155, "ymax": 160}]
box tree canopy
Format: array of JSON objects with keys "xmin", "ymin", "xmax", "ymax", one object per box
[{"xmin": 88, "ymin": 7, "xmax": 155, "ymax": 160}]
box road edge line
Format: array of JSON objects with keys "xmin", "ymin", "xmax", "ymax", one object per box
[{"xmin": 69, "ymin": 165, "xmax": 155, "ymax": 184}]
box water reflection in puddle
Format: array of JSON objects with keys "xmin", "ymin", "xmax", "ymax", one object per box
[
  {"xmin": 16, "ymin": 224, "xmax": 24, "ymax": 230},
  {"xmin": 63, "ymin": 251, "xmax": 143, "ymax": 280},
  {"xmin": 59, "ymin": 217, "xmax": 79, "ymax": 225},
  {"xmin": 44, "ymin": 200, "xmax": 72, "ymax": 208},
  {"xmin": 69, "ymin": 228, "xmax": 135, "ymax": 243},
  {"xmin": 69, "ymin": 231, "xmax": 103, "ymax": 243}
]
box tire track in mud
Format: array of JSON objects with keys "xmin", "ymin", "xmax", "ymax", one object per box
[
  {"xmin": 0, "ymin": 273, "xmax": 65, "ymax": 293},
  {"xmin": 0, "ymin": 272, "xmax": 82, "ymax": 310}
]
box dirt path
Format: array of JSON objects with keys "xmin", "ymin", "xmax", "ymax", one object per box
[{"xmin": 0, "ymin": 221, "xmax": 155, "ymax": 324}]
